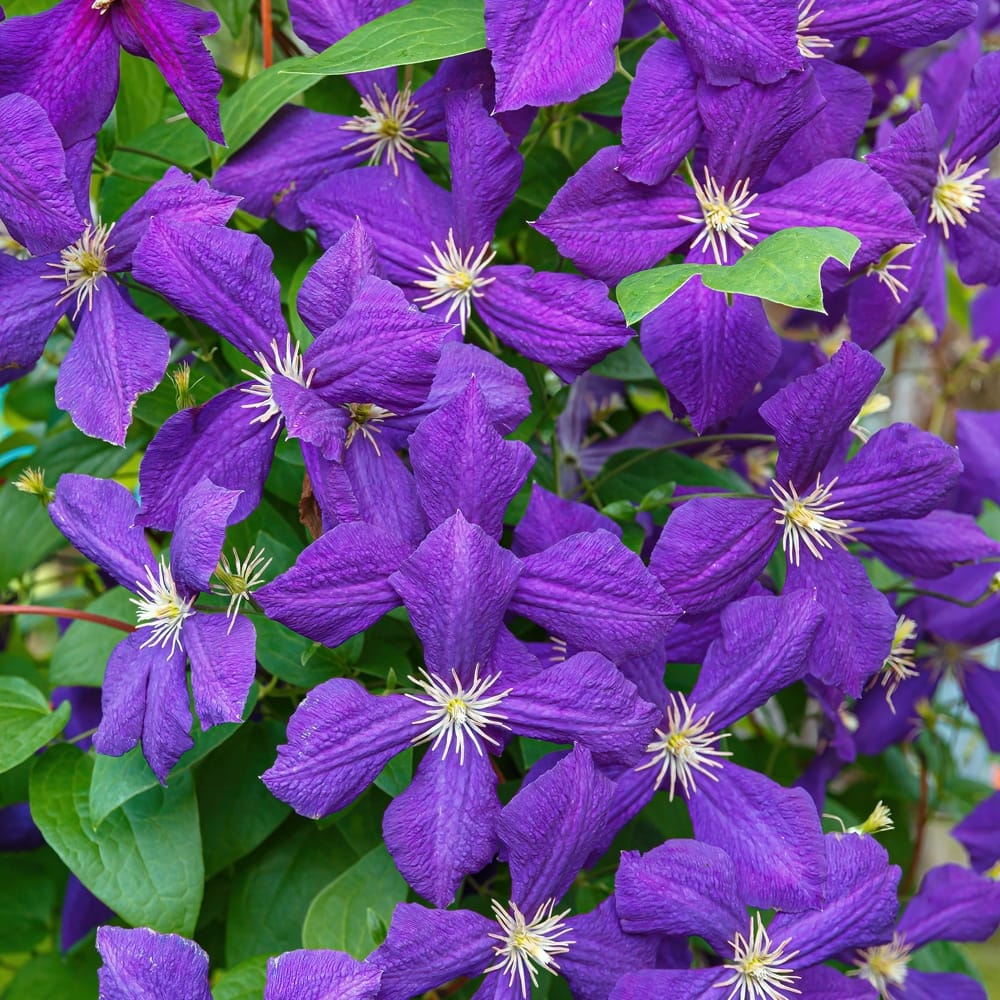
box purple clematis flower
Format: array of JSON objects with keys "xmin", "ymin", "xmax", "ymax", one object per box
[
  {"xmin": 953, "ymin": 793, "xmax": 1000, "ymax": 876},
  {"xmin": 0, "ymin": 0, "xmax": 224, "ymax": 146},
  {"xmin": 371, "ymin": 746, "xmax": 659, "ymax": 1000},
  {"xmin": 299, "ymin": 86, "xmax": 630, "ymax": 380},
  {"xmin": 49, "ymin": 475, "xmax": 256, "ymax": 782},
  {"xmin": 0, "ymin": 94, "xmax": 238, "ymax": 442},
  {"xmin": 261, "ymin": 510, "xmax": 668, "ymax": 905}
]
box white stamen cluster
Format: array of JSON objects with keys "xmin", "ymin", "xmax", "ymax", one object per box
[
  {"xmin": 770, "ymin": 476, "xmax": 856, "ymax": 565},
  {"xmin": 91, "ymin": 0, "xmax": 116, "ymax": 11},
  {"xmin": 212, "ymin": 546, "xmax": 272, "ymax": 631},
  {"xmin": 405, "ymin": 665, "xmax": 511, "ymax": 764},
  {"xmin": 679, "ymin": 168, "xmax": 761, "ymax": 265},
  {"xmin": 341, "ymin": 83, "xmax": 426, "ymax": 175},
  {"xmin": 43, "ymin": 220, "xmax": 114, "ymax": 317},
  {"xmin": 929, "ymin": 154, "xmax": 989, "ymax": 239},
  {"xmin": 846, "ymin": 800, "xmax": 894, "ymax": 836},
  {"xmin": 853, "ymin": 933, "xmax": 912, "ymax": 998},
  {"xmin": 132, "ymin": 557, "xmax": 194, "ymax": 653},
  {"xmin": 716, "ymin": 913, "xmax": 801, "ymax": 1000},
  {"xmin": 414, "ymin": 228, "xmax": 497, "ymax": 333},
  {"xmin": 875, "ymin": 615, "xmax": 919, "ymax": 713},
  {"xmin": 485, "ymin": 898, "xmax": 574, "ymax": 997},
  {"xmin": 241, "ymin": 338, "xmax": 314, "ymax": 436},
  {"xmin": 636, "ymin": 692, "xmax": 731, "ymax": 800},
  {"xmin": 796, "ymin": 0, "xmax": 834, "ymax": 58},
  {"xmin": 864, "ymin": 244, "xmax": 915, "ymax": 304},
  {"xmin": 344, "ymin": 402, "xmax": 396, "ymax": 455}
]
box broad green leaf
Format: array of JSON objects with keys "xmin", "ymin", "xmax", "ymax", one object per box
[
  {"xmin": 197, "ymin": 722, "xmax": 290, "ymax": 878},
  {"xmin": 616, "ymin": 227, "xmax": 861, "ymax": 323},
  {"xmin": 0, "ymin": 677, "xmax": 71, "ymax": 775},
  {"xmin": 301, "ymin": 845, "xmax": 408, "ymax": 957},
  {"xmin": 283, "ymin": 0, "xmax": 486, "ymax": 77},
  {"xmin": 89, "ymin": 713, "xmax": 247, "ymax": 828},
  {"xmin": 0, "ymin": 950, "xmax": 100, "ymax": 1000},
  {"xmin": 589, "ymin": 340, "xmax": 658, "ymax": 381},
  {"xmin": 595, "ymin": 448, "xmax": 752, "ymax": 505},
  {"xmin": 225, "ymin": 819, "xmax": 359, "ymax": 965},
  {"xmin": 213, "ymin": 0, "xmax": 256, "ymax": 36},
  {"xmin": 211, "ymin": 956, "xmax": 269, "ymax": 1000},
  {"xmin": 116, "ymin": 52, "xmax": 166, "ymax": 142},
  {"xmin": 0, "ymin": 849, "xmax": 63, "ymax": 952},
  {"xmin": 30, "ymin": 746, "xmax": 204, "ymax": 935},
  {"xmin": 374, "ymin": 748, "xmax": 412, "ymax": 797},
  {"xmin": 49, "ymin": 586, "xmax": 135, "ymax": 687}
]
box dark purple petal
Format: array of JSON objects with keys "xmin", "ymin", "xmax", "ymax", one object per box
[
  {"xmin": 795, "ymin": 966, "xmax": 875, "ymax": 1000},
  {"xmin": 511, "ymin": 530, "xmax": 680, "ymax": 659},
  {"xmin": 761, "ymin": 340, "xmax": 884, "ymax": 487},
  {"xmin": 487, "ymin": 0, "xmax": 621, "ymax": 112},
  {"xmin": 834, "ymin": 424, "xmax": 962, "ymax": 521},
  {"xmin": 866, "ymin": 107, "xmax": 939, "ymax": 216},
  {"xmin": 964, "ymin": 662, "xmax": 1000, "ymax": 754},
  {"xmin": 898, "ymin": 864, "xmax": 1000, "ymax": 949},
  {"xmin": 182, "ymin": 613, "xmax": 255, "ymax": 728},
  {"xmin": 0, "ymin": 0, "xmax": 118, "ymax": 146},
  {"xmin": 950, "ymin": 51, "xmax": 1000, "ymax": 164},
  {"xmin": 640, "ymin": 276, "xmax": 780, "ymax": 433},
  {"xmin": 611, "ymin": 969, "xmax": 728, "ymax": 1000},
  {"xmin": 956, "ymin": 408, "xmax": 1000, "ymax": 508},
  {"xmin": 96, "ymin": 925, "xmax": 210, "ymax": 1000},
  {"xmin": 271, "ymin": 376, "xmax": 347, "ymax": 462},
  {"xmin": 533, "ymin": 146, "xmax": 700, "ymax": 284},
  {"xmin": 478, "ymin": 265, "xmax": 631, "ymax": 382},
  {"xmin": 511, "ymin": 485, "xmax": 621, "ymax": 557},
  {"xmin": 56, "ymin": 283, "xmax": 169, "ymax": 445},
  {"xmin": 257, "ymin": 523, "xmax": 410, "ymax": 648},
  {"xmin": 651, "ymin": 0, "xmax": 800, "ymax": 86},
  {"xmin": 132, "ymin": 219, "xmax": 285, "ymax": 359},
  {"xmin": 263, "ymin": 678, "xmax": 420, "ymax": 817},
  {"xmin": 619, "ymin": 39, "xmax": 700, "ymax": 186},
  {"xmin": 500, "ymin": 746, "xmax": 615, "ymax": 912},
  {"xmin": 951, "ymin": 180, "xmax": 1000, "ymax": 287},
  {"xmin": 813, "ymin": 0, "xmax": 976, "ymax": 46},
  {"xmin": 895, "ymin": 970, "xmax": 987, "ymax": 1000},
  {"xmin": 389, "ymin": 512, "xmax": 522, "ymax": 681},
  {"xmin": 136, "ymin": 386, "xmax": 276, "ymax": 531},
  {"xmin": 503, "ymin": 651, "xmax": 659, "ymax": 767},
  {"xmin": 689, "ymin": 763, "xmax": 827, "ymax": 912},
  {"xmin": 142, "ymin": 640, "xmax": 196, "ymax": 782},
  {"xmin": 692, "ymin": 591, "xmax": 825, "ymax": 728},
  {"xmin": 409, "ymin": 376, "xmax": 534, "ymax": 537},
  {"xmin": 170, "ymin": 479, "xmax": 241, "ymax": 594},
  {"xmin": 371, "ymin": 904, "xmax": 494, "ymax": 1000},
  {"xmin": 0, "ymin": 93, "xmax": 83, "ymax": 254},
  {"xmin": 953, "ymin": 794, "xmax": 1000, "ymax": 874},
  {"xmin": 93, "ymin": 633, "xmax": 156, "ymax": 760},
  {"xmin": 384, "ymin": 750, "xmax": 500, "ymax": 907},
  {"xmin": 119, "ymin": 0, "xmax": 223, "ymax": 144},
  {"xmin": 298, "ymin": 218, "xmax": 381, "ymax": 335},
  {"xmin": 61, "ymin": 875, "xmax": 114, "ymax": 952},
  {"xmin": 648, "ymin": 497, "xmax": 776, "ymax": 614},
  {"xmin": 50, "ymin": 474, "xmax": 152, "ymax": 589},
  {"xmin": 265, "ymin": 949, "xmax": 381, "ymax": 1000},
  {"xmin": 769, "ymin": 833, "xmax": 900, "ymax": 965}
]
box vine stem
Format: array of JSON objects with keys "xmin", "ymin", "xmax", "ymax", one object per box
[
  {"xmin": 0, "ymin": 604, "xmax": 135, "ymax": 633},
  {"xmin": 900, "ymin": 754, "xmax": 930, "ymax": 896},
  {"xmin": 261, "ymin": 0, "xmax": 273, "ymax": 68}
]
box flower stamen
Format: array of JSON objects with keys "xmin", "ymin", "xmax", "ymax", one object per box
[
  {"xmin": 341, "ymin": 83, "xmax": 426, "ymax": 175},
  {"xmin": 716, "ymin": 912, "xmax": 800, "ymax": 1000},
  {"xmin": 43, "ymin": 220, "xmax": 114, "ymax": 318},
  {"xmin": 485, "ymin": 898, "xmax": 574, "ymax": 997},
  {"xmin": 212, "ymin": 546, "xmax": 272, "ymax": 631},
  {"xmin": 679, "ymin": 167, "xmax": 760, "ymax": 265},
  {"xmin": 132, "ymin": 557, "xmax": 194, "ymax": 653},
  {"xmin": 870, "ymin": 615, "xmax": 919, "ymax": 713},
  {"xmin": 344, "ymin": 402, "xmax": 396, "ymax": 456},
  {"xmin": 796, "ymin": 0, "xmax": 834, "ymax": 58},
  {"xmin": 413, "ymin": 228, "xmax": 497, "ymax": 333},
  {"xmin": 770, "ymin": 476, "xmax": 856, "ymax": 565},
  {"xmin": 853, "ymin": 933, "xmax": 911, "ymax": 998},
  {"xmin": 864, "ymin": 244, "xmax": 915, "ymax": 304},
  {"xmin": 241, "ymin": 338, "xmax": 315, "ymax": 436},
  {"xmin": 929, "ymin": 154, "xmax": 989, "ymax": 239}
]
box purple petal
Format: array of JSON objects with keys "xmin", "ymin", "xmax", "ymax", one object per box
[
  {"xmin": 61, "ymin": 875, "xmax": 114, "ymax": 953},
  {"xmin": 142, "ymin": 640, "xmax": 196, "ymax": 782},
  {"xmin": 56, "ymin": 283, "xmax": 169, "ymax": 446},
  {"xmin": 510, "ymin": 530, "xmax": 680, "ymax": 659},
  {"xmin": 951, "ymin": 180, "xmax": 1000, "ymax": 287},
  {"xmin": 648, "ymin": 496, "xmax": 776, "ymax": 614},
  {"xmin": 611, "ymin": 969, "xmax": 728, "ymax": 1000},
  {"xmin": 93, "ymin": 633, "xmax": 156, "ymax": 760},
  {"xmin": 953, "ymin": 793, "xmax": 1000, "ymax": 875},
  {"xmin": 265, "ymin": 949, "xmax": 381, "ymax": 1000},
  {"xmin": 389, "ymin": 512, "xmax": 522, "ymax": 681},
  {"xmin": 0, "ymin": 0, "xmax": 118, "ymax": 146},
  {"xmin": 814, "ymin": 0, "xmax": 976, "ymax": 46},
  {"xmin": 119, "ymin": 0, "xmax": 223, "ymax": 144},
  {"xmin": 534, "ymin": 146, "xmax": 700, "ymax": 284},
  {"xmin": 478, "ymin": 265, "xmax": 631, "ymax": 382},
  {"xmin": 761, "ymin": 340, "xmax": 884, "ymax": 487},
  {"xmin": 951, "ymin": 51, "xmax": 1000, "ymax": 164},
  {"xmin": 487, "ymin": 0, "xmax": 621, "ymax": 112},
  {"xmin": 131, "ymin": 219, "xmax": 285, "ymax": 359},
  {"xmin": 511, "ymin": 485, "xmax": 621, "ymax": 557},
  {"xmin": 182, "ymin": 613, "xmax": 255, "ymax": 728},
  {"xmin": 50, "ymin": 474, "xmax": 152, "ymax": 590},
  {"xmin": 651, "ymin": 0, "xmax": 800, "ymax": 86},
  {"xmin": 964, "ymin": 662, "xmax": 1000, "ymax": 753},
  {"xmin": 136, "ymin": 386, "xmax": 276, "ymax": 531},
  {"xmin": 262, "ymin": 678, "xmax": 419, "ymax": 818},
  {"xmin": 500, "ymin": 746, "xmax": 615, "ymax": 912},
  {"xmin": 503, "ymin": 651, "xmax": 659, "ymax": 767},
  {"xmin": 956, "ymin": 408, "xmax": 1000, "ymax": 508},
  {"xmin": 96, "ymin": 925, "xmax": 210, "ymax": 1000},
  {"xmin": 898, "ymin": 864, "xmax": 1000, "ymax": 949},
  {"xmin": 171, "ymin": 479, "xmax": 241, "ymax": 594},
  {"xmin": 257, "ymin": 523, "xmax": 410, "ymax": 648},
  {"xmin": 795, "ymin": 966, "xmax": 876, "ymax": 1000},
  {"xmin": 271, "ymin": 376, "xmax": 347, "ymax": 462},
  {"xmin": 0, "ymin": 93, "xmax": 83, "ymax": 254},
  {"xmin": 619, "ymin": 38, "xmax": 700, "ymax": 186},
  {"xmin": 689, "ymin": 763, "xmax": 827, "ymax": 912},
  {"xmin": 384, "ymin": 750, "xmax": 500, "ymax": 907},
  {"xmin": 371, "ymin": 903, "xmax": 494, "ymax": 1000},
  {"xmin": 409, "ymin": 376, "xmax": 534, "ymax": 537},
  {"xmin": 866, "ymin": 106, "xmax": 940, "ymax": 216},
  {"xmin": 895, "ymin": 970, "xmax": 987, "ymax": 1000},
  {"xmin": 298, "ymin": 218, "xmax": 381, "ymax": 335}
]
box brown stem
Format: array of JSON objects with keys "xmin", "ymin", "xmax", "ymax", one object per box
[
  {"xmin": 900, "ymin": 755, "xmax": 930, "ymax": 896},
  {"xmin": 261, "ymin": 0, "xmax": 273, "ymax": 68},
  {"xmin": 0, "ymin": 604, "xmax": 135, "ymax": 633}
]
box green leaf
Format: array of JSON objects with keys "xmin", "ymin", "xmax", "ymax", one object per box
[
  {"xmin": 283, "ymin": 0, "xmax": 486, "ymax": 77},
  {"xmin": 588, "ymin": 340, "xmax": 658, "ymax": 381},
  {"xmin": 301, "ymin": 845, "xmax": 408, "ymax": 957},
  {"xmin": 116, "ymin": 52, "xmax": 166, "ymax": 142},
  {"xmin": 0, "ymin": 950, "xmax": 100, "ymax": 1000},
  {"xmin": 0, "ymin": 677, "xmax": 71, "ymax": 774},
  {"xmin": 0, "ymin": 849, "xmax": 63, "ymax": 952},
  {"xmin": 49, "ymin": 586, "xmax": 136, "ymax": 687},
  {"xmin": 616, "ymin": 227, "xmax": 861, "ymax": 324},
  {"xmin": 30, "ymin": 746, "xmax": 204, "ymax": 935},
  {"xmin": 213, "ymin": 0, "xmax": 255, "ymax": 36},
  {"xmin": 374, "ymin": 748, "xmax": 412, "ymax": 797},
  {"xmin": 211, "ymin": 956, "xmax": 269, "ymax": 1000},
  {"xmin": 596, "ymin": 448, "xmax": 751, "ymax": 505}
]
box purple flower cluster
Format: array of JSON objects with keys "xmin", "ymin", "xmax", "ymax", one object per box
[{"xmin": 2, "ymin": 0, "xmax": 1000, "ymax": 998}]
